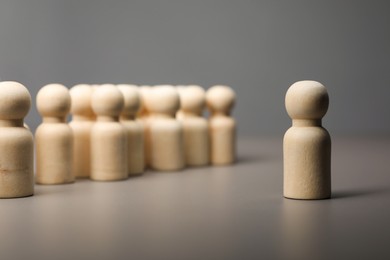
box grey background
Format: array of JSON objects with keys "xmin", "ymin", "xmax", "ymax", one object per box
[{"xmin": 0, "ymin": 0, "xmax": 389, "ymax": 136}]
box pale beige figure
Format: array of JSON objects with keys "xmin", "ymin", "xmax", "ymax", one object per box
[
  {"xmin": 0, "ymin": 81, "xmax": 34, "ymax": 198},
  {"xmin": 175, "ymin": 85, "xmax": 187, "ymax": 120},
  {"xmin": 90, "ymin": 85, "xmax": 99, "ymax": 121},
  {"xmin": 36, "ymin": 84, "xmax": 74, "ymax": 184},
  {"xmin": 138, "ymin": 85, "xmax": 153, "ymax": 168},
  {"xmin": 137, "ymin": 85, "xmax": 152, "ymax": 120},
  {"xmin": 69, "ymin": 84, "xmax": 95, "ymax": 178},
  {"xmin": 206, "ymin": 85, "xmax": 236, "ymax": 165},
  {"xmin": 91, "ymin": 84, "xmax": 128, "ymax": 181},
  {"xmin": 148, "ymin": 86, "xmax": 185, "ymax": 171},
  {"xmin": 118, "ymin": 84, "xmax": 145, "ymax": 175},
  {"xmin": 283, "ymin": 80, "xmax": 331, "ymax": 200},
  {"xmin": 178, "ymin": 85, "xmax": 209, "ymax": 166}
]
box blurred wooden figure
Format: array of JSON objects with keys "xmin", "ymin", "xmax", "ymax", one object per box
[
  {"xmin": 206, "ymin": 85, "xmax": 236, "ymax": 165},
  {"xmin": 178, "ymin": 85, "xmax": 209, "ymax": 166},
  {"xmin": 175, "ymin": 85, "xmax": 187, "ymax": 120},
  {"xmin": 283, "ymin": 80, "xmax": 331, "ymax": 200},
  {"xmin": 91, "ymin": 84, "xmax": 128, "ymax": 181},
  {"xmin": 118, "ymin": 84, "xmax": 145, "ymax": 175},
  {"xmin": 0, "ymin": 81, "xmax": 34, "ymax": 197},
  {"xmin": 149, "ymin": 86, "xmax": 185, "ymax": 171},
  {"xmin": 69, "ymin": 84, "xmax": 95, "ymax": 178},
  {"xmin": 137, "ymin": 85, "xmax": 152, "ymax": 120},
  {"xmin": 138, "ymin": 85, "xmax": 153, "ymax": 168},
  {"xmin": 36, "ymin": 84, "xmax": 74, "ymax": 184}
]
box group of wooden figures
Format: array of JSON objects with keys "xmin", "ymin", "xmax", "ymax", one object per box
[
  {"xmin": 0, "ymin": 79, "xmax": 331, "ymax": 201},
  {"xmin": 0, "ymin": 81, "xmax": 236, "ymax": 198}
]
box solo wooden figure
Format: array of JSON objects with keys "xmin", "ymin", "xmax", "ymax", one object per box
[
  {"xmin": 36, "ymin": 84, "xmax": 74, "ymax": 184},
  {"xmin": 283, "ymin": 80, "xmax": 331, "ymax": 200},
  {"xmin": 206, "ymin": 85, "xmax": 236, "ymax": 165},
  {"xmin": 0, "ymin": 81, "xmax": 34, "ymax": 198},
  {"xmin": 90, "ymin": 84, "xmax": 128, "ymax": 181}
]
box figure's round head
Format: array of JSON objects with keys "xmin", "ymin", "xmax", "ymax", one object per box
[
  {"xmin": 0, "ymin": 81, "xmax": 31, "ymax": 120},
  {"xmin": 206, "ymin": 85, "xmax": 235, "ymax": 114},
  {"xmin": 179, "ymin": 85, "xmax": 206, "ymax": 114},
  {"xmin": 91, "ymin": 84, "xmax": 124, "ymax": 117},
  {"xmin": 285, "ymin": 80, "xmax": 329, "ymax": 120},
  {"xmin": 117, "ymin": 84, "xmax": 141, "ymax": 117},
  {"xmin": 69, "ymin": 84, "xmax": 95, "ymax": 117},
  {"xmin": 37, "ymin": 84, "xmax": 71, "ymax": 118},
  {"xmin": 176, "ymin": 85, "xmax": 187, "ymax": 95},
  {"xmin": 148, "ymin": 85, "xmax": 180, "ymax": 116}
]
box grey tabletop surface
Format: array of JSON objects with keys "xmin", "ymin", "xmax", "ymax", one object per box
[{"xmin": 1, "ymin": 136, "xmax": 389, "ymax": 260}]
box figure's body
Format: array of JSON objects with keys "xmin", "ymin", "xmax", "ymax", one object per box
[
  {"xmin": 138, "ymin": 85, "xmax": 153, "ymax": 168},
  {"xmin": 206, "ymin": 85, "xmax": 236, "ymax": 165},
  {"xmin": 118, "ymin": 84, "xmax": 145, "ymax": 175},
  {"xmin": 0, "ymin": 81, "xmax": 34, "ymax": 198},
  {"xmin": 283, "ymin": 80, "xmax": 331, "ymax": 200},
  {"xmin": 36, "ymin": 84, "xmax": 74, "ymax": 184},
  {"xmin": 149, "ymin": 86, "xmax": 185, "ymax": 171},
  {"xmin": 69, "ymin": 84, "xmax": 95, "ymax": 178},
  {"xmin": 178, "ymin": 85, "xmax": 209, "ymax": 166},
  {"xmin": 90, "ymin": 84, "xmax": 128, "ymax": 181}
]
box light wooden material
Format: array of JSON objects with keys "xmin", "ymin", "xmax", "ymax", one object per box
[
  {"xmin": 138, "ymin": 85, "xmax": 153, "ymax": 168},
  {"xmin": 206, "ymin": 85, "xmax": 236, "ymax": 165},
  {"xmin": 90, "ymin": 84, "xmax": 128, "ymax": 181},
  {"xmin": 0, "ymin": 81, "xmax": 34, "ymax": 198},
  {"xmin": 36, "ymin": 84, "xmax": 74, "ymax": 185},
  {"xmin": 69, "ymin": 84, "xmax": 95, "ymax": 178},
  {"xmin": 178, "ymin": 85, "xmax": 209, "ymax": 166},
  {"xmin": 137, "ymin": 85, "xmax": 152, "ymax": 119},
  {"xmin": 149, "ymin": 85, "xmax": 185, "ymax": 171},
  {"xmin": 175, "ymin": 85, "xmax": 186, "ymax": 120},
  {"xmin": 118, "ymin": 84, "xmax": 145, "ymax": 175},
  {"xmin": 283, "ymin": 80, "xmax": 331, "ymax": 200}
]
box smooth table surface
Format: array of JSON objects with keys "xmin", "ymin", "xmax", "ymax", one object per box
[{"xmin": 1, "ymin": 136, "xmax": 390, "ymax": 260}]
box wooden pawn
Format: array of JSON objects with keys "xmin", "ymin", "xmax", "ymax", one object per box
[
  {"xmin": 69, "ymin": 84, "xmax": 95, "ymax": 178},
  {"xmin": 118, "ymin": 84, "xmax": 145, "ymax": 175},
  {"xmin": 178, "ymin": 85, "xmax": 209, "ymax": 166},
  {"xmin": 206, "ymin": 85, "xmax": 236, "ymax": 165},
  {"xmin": 36, "ymin": 84, "xmax": 74, "ymax": 184},
  {"xmin": 90, "ymin": 84, "xmax": 128, "ymax": 181},
  {"xmin": 138, "ymin": 85, "xmax": 153, "ymax": 168},
  {"xmin": 0, "ymin": 81, "xmax": 34, "ymax": 197},
  {"xmin": 149, "ymin": 85, "xmax": 185, "ymax": 171},
  {"xmin": 284, "ymin": 80, "xmax": 331, "ymax": 200}
]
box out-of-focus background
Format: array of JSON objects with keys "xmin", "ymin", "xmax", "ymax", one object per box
[{"xmin": 0, "ymin": 0, "xmax": 389, "ymax": 136}]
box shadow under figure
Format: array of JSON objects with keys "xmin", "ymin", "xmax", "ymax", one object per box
[{"xmin": 331, "ymin": 187, "xmax": 390, "ymax": 199}]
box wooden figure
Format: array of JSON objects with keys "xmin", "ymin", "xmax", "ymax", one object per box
[
  {"xmin": 178, "ymin": 85, "xmax": 209, "ymax": 166},
  {"xmin": 69, "ymin": 84, "xmax": 95, "ymax": 178},
  {"xmin": 284, "ymin": 80, "xmax": 331, "ymax": 200},
  {"xmin": 206, "ymin": 85, "xmax": 236, "ymax": 165},
  {"xmin": 90, "ymin": 84, "xmax": 128, "ymax": 181},
  {"xmin": 0, "ymin": 81, "xmax": 34, "ymax": 198},
  {"xmin": 175, "ymin": 85, "xmax": 186, "ymax": 120},
  {"xmin": 137, "ymin": 85, "xmax": 152, "ymax": 120},
  {"xmin": 138, "ymin": 85, "xmax": 153, "ymax": 168},
  {"xmin": 118, "ymin": 84, "xmax": 145, "ymax": 175},
  {"xmin": 36, "ymin": 84, "xmax": 74, "ymax": 184},
  {"xmin": 148, "ymin": 85, "xmax": 185, "ymax": 171}
]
